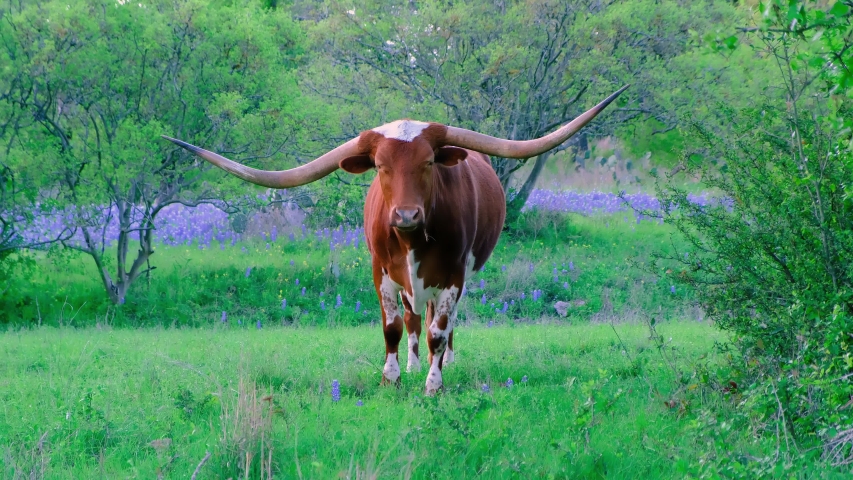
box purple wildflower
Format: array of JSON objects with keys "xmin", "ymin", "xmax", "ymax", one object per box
[
  {"xmin": 501, "ymin": 265, "xmax": 506, "ymax": 272},
  {"xmin": 256, "ymin": 320, "xmax": 262, "ymax": 329},
  {"xmin": 356, "ymin": 400, "xmax": 363, "ymax": 407},
  {"xmin": 336, "ymin": 294, "xmax": 342, "ymax": 308},
  {"xmin": 265, "ymin": 243, "xmax": 270, "ymax": 250},
  {"xmin": 569, "ymin": 261, "xmax": 574, "ymax": 271},
  {"xmin": 487, "ymin": 320, "xmax": 494, "ymax": 328},
  {"xmin": 481, "ymin": 294, "xmax": 487, "ymax": 305},
  {"xmin": 320, "ymin": 300, "xmax": 326, "ymax": 310},
  {"xmin": 301, "ymin": 287, "xmax": 306, "ymax": 296},
  {"xmin": 670, "ymin": 285, "xmax": 676, "ymax": 294},
  {"xmin": 520, "ymin": 292, "xmax": 526, "ymax": 300},
  {"xmin": 295, "ymin": 278, "xmax": 299, "ymax": 285},
  {"xmin": 479, "ymin": 279, "xmax": 485, "ymax": 289},
  {"xmin": 563, "ymin": 282, "xmax": 569, "ymax": 289},
  {"xmin": 481, "ymin": 384, "xmax": 490, "ymax": 393},
  {"xmin": 505, "ymin": 378, "xmax": 514, "ymax": 388},
  {"xmin": 245, "ymin": 267, "xmax": 251, "ymax": 278},
  {"xmin": 528, "ymin": 263, "xmax": 534, "ymax": 273},
  {"xmin": 331, "ymin": 380, "xmax": 340, "ymax": 402},
  {"xmin": 281, "ymin": 299, "xmax": 287, "ymax": 309},
  {"xmin": 221, "ymin": 311, "xmax": 227, "ymax": 323},
  {"xmin": 290, "ymin": 259, "xmax": 295, "ymax": 266},
  {"xmin": 355, "ymin": 301, "xmax": 361, "ymax": 313},
  {"xmin": 521, "ymin": 375, "xmax": 528, "ymax": 383}
]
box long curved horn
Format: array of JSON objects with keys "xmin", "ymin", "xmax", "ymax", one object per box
[
  {"xmin": 160, "ymin": 136, "xmax": 362, "ymax": 189},
  {"xmin": 443, "ymin": 85, "xmax": 629, "ymax": 159}
]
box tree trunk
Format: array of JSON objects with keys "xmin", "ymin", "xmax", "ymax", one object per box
[{"xmin": 505, "ymin": 152, "xmax": 551, "ymax": 227}]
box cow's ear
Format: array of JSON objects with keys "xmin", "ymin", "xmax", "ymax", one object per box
[
  {"xmin": 434, "ymin": 146, "xmax": 468, "ymax": 167},
  {"xmin": 340, "ymin": 155, "xmax": 375, "ymax": 174}
]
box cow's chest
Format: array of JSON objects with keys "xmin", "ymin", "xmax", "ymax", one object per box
[{"xmin": 401, "ymin": 250, "xmax": 441, "ymax": 313}]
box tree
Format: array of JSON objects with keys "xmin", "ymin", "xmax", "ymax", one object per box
[
  {"xmin": 0, "ymin": 0, "xmax": 307, "ymax": 304},
  {"xmin": 304, "ymin": 0, "xmax": 742, "ymax": 219},
  {"xmin": 650, "ymin": 0, "xmax": 853, "ymax": 457}
]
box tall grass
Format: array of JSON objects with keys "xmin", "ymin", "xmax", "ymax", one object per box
[
  {"xmin": 1, "ymin": 321, "xmax": 768, "ymax": 479},
  {"xmin": 3, "ymin": 213, "xmax": 691, "ymax": 328}
]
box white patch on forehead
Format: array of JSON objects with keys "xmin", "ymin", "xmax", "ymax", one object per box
[{"xmin": 372, "ymin": 120, "xmax": 430, "ymax": 142}]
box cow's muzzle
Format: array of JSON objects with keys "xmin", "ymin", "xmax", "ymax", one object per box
[{"xmin": 391, "ymin": 207, "xmax": 424, "ymax": 231}]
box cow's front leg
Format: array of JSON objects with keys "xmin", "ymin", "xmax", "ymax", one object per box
[
  {"xmin": 425, "ymin": 286, "xmax": 460, "ymax": 394},
  {"xmin": 401, "ymin": 296, "xmax": 422, "ymax": 372},
  {"xmin": 375, "ymin": 270, "xmax": 404, "ymax": 386}
]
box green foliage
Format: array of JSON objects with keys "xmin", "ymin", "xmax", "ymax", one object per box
[
  {"xmin": 0, "ymin": 0, "xmax": 311, "ymax": 304},
  {"xmin": 1, "ymin": 214, "xmax": 687, "ymax": 328},
  {"xmin": 304, "ymin": 0, "xmax": 750, "ymax": 218},
  {"xmin": 652, "ymin": 0, "xmax": 853, "ymax": 462},
  {"xmin": 7, "ymin": 321, "xmax": 834, "ymax": 478}
]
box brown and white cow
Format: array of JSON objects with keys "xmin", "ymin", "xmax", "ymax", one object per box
[{"xmin": 163, "ymin": 85, "xmax": 628, "ymax": 394}]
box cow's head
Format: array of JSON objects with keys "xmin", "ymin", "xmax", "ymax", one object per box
[
  {"xmin": 162, "ymin": 85, "xmax": 629, "ymax": 232},
  {"xmin": 335, "ymin": 122, "xmax": 469, "ymax": 231}
]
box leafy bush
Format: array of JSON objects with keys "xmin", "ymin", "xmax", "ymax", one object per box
[{"xmin": 651, "ymin": 0, "xmax": 853, "ymax": 463}]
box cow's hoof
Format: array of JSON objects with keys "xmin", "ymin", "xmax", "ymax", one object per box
[
  {"xmin": 407, "ymin": 356, "xmax": 422, "ymax": 373},
  {"xmin": 425, "ymin": 372, "xmax": 443, "ymax": 395},
  {"xmin": 442, "ymin": 349, "xmax": 455, "ymax": 366},
  {"xmin": 424, "ymin": 384, "xmax": 444, "ymax": 396},
  {"xmin": 381, "ymin": 375, "xmax": 402, "ymax": 387}
]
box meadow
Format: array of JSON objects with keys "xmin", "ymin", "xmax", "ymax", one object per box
[
  {"xmin": 3, "ymin": 320, "xmax": 758, "ymax": 479},
  {"xmin": 2, "ymin": 211, "xmax": 842, "ymax": 479}
]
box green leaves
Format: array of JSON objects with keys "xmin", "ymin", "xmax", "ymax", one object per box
[{"xmin": 828, "ymin": 1, "xmax": 851, "ymax": 18}]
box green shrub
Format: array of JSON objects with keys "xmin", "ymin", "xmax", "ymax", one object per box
[{"xmin": 652, "ymin": 0, "xmax": 853, "ymax": 462}]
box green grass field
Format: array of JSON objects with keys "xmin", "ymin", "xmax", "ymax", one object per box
[
  {"xmin": 1, "ymin": 321, "xmax": 764, "ymax": 479},
  {"xmin": 3, "ymin": 214, "xmax": 845, "ymax": 478}
]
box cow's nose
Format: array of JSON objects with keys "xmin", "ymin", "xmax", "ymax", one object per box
[{"xmin": 392, "ymin": 207, "xmax": 423, "ymax": 230}]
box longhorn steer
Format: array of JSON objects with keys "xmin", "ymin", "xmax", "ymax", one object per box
[{"xmin": 163, "ymin": 85, "xmax": 628, "ymax": 394}]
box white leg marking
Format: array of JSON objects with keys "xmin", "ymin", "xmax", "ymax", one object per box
[
  {"xmin": 380, "ymin": 273, "xmax": 403, "ymax": 384},
  {"xmin": 407, "ymin": 332, "xmax": 421, "ymax": 372},
  {"xmin": 384, "ymin": 352, "xmax": 400, "ymax": 383},
  {"xmin": 442, "ymin": 348, "xmax": 455, "ymax": 365},
  {"xmin": 464, "ymin": 252, "xmax": 478, "ymax": 281},
  {"xmin": 425, "ymin": 286, "xmax": 459, "ymax": 394},
  {"xmin": 442, "ymin": 309, "xmax": 457, "ymax": 366}
]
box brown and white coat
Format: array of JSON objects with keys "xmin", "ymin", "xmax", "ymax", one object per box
[{"xmin": 163, "ymin": 85, "xmax": 628, "ymax": 394}]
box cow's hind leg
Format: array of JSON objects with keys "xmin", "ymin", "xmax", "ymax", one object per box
[
  {"xmin": 401, "ymin": 296, "xmax": 423, "ymax": 372},
  {"xmin": 442, "ymin": 325, "xmax": 455, "ymax": 365},
  {"xmin": 374, "ymin": 267, "xmax": 403, "ymax": 386},
  {"xmin": 425, "ymin": 287, "xmax": 460, "ymax": 395}
]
